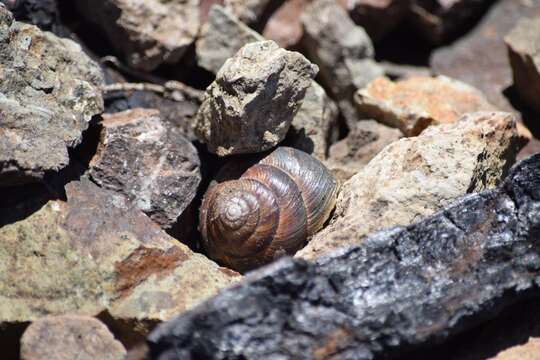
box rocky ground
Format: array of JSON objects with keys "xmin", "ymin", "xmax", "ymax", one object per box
[{"xmin": 1, "ymin": 0, "xmax": 540, "ymax": 359}]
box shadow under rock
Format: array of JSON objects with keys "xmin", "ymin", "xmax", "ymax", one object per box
[{"xmin": 503, "ymin": 85, "xmax": 540, "ymax": 139}]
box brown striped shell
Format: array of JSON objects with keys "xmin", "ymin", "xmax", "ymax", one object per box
[{"xmin": 199, "ymin": 147, "xmax": 339, "ymax": 272}]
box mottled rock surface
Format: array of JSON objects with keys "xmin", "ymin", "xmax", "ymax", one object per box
[
  {"xmin": 89, "ymin": 109, "xmax": 201, "ymax": 230},
  {"xmin": 148, "ymin": 152, "xmax": 540, "ymax": 360},
  {"xmin": 355, "ymin": 76, "xmax": 495, "ymax": 136},
  {"xmin": 325, "ymin": 120, "xmax": 402, "ymax": 181},
  {"xmin": 20, "ymin": 315, "xmax": 126, "ymax": 360},
  {"xmin": 505, "ymin": 17, "xmax": 540, "ymax": 115},
  {"xmin": 301, "ymin": 0, "xmax": 383, "ymax": 125},
  {"xmin": 0, "ymin": 6, "xmax": 104, "ymax": 186},
  {"xmin": 298, "ymin": 112, "xmax": 519, "ymax": 260},
  {"xmin": 195, "ymin": 40, "xmax": 317, "ymax": 156},
  {"xmin": 0, "ymin": 178, "xmax": 239, "ymax": 344},
  {"xmin": 196, "ymin": 5, "xmax": 263, "ymax": 74},
  {"xmin": 1, "ymin": 0, "xmax": 62, "ymax": 33},
  {"xmin": 73, "ymin": 0, "xmax": 199, "ymax": 71}
]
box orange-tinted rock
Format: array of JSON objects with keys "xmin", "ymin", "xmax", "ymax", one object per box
[
  {"xmin": 491, "ymin": 337, "xmax": 540, "ymax": 360},
  {"xmin": 263, "ymin": 0, "xmax": 307, "ymax": 49}
]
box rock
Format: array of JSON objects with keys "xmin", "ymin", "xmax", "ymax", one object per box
[
  {"xmin": 300, "ymin": 0, "xmax": 383, "ymax": 125},
  {"xmin": 1, "ymin": 0, "xmax": 62, "ymax": 33},
  {"xmin": 505, "ymin": 17, "xmax": 540, "ymax": 115},
  {"xmin": 196, "ymin": 5, "xmax": 264, "ymax": 74},
  {"xmin": 340, "ymin": 0, "xmax": 409, "ymax": 41},
  {"xmin": 103, "ymin": 82, "xmax": 204, "ymax": 141},
  {"xmin": 492, "ymin": 338, "xmax": 540, "ymax": 360},
  {"xmin": 148, "ymin": 152, "xmax": 540, "ymax": 360},
  {"xmin": 0, "ymin": 178, "xmax": 239, "ymax": 346},
  {"xmin": 0, "ymin": 6, "xmax": 104, "ymax": 187},
  {"xmin": 262, "ymin": 0, "xmax": 306, "ymax": 49},
  {"xmin": 88, "ymin": 109, "xmax": 201, "ymax": 230},
  {"xmin": 223, "ymin": 0, "xmax": 283, "ymax": 28},
  {"xmin": 20, "ymin": 315, "xmax": 126, "ymax": 360},
  {"xmin": 325, "ymin": 120, "xmax": 402, "ymax": 181},
  {"xmin": 194, "ymin": 40, "xmax": 317, "ymax": 156},
  {"xmin": 297, "ymin": 112, "xmax": 519, "ymax": 260},
  {"xmin": 73, "ymin": 0, "xmax": 199, "ymax": 71},
  {"xmin": 285, "ymin": 82, "xmax": 339, "ymax": 161},
  {"xmin": 408, "ymin": 0, "xmax": 490, "ymax": 44},
  {"xmin": 355, "ymin": 75, "xmax": 496, "ymax": 136}
]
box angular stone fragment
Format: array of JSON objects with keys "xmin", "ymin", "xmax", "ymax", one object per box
[
  {"xmin": 286, "ymin": 82, "xmax": 339, "ymax": 161},
  {"xmin": 297, "ymin": 112, "xmax": 519, "ymax": 260},
  {"xmin": 325, "ymin": 120, "xmax": 402, "ymax": 181},
  {"xmin": 505, "ymin": 17, "xmax": 540, "ymax": 115},
  {"xmin": 355, "ymin": 76, "xmax": 496, "ymax": 136},
  {"xmin": 0, "ymin": 178, "xmax": 239, "ymax": 344},
  {"xmin": 20, "ymin": 315, "xmax": 126, "ymax": 360},
  {"xmin": 148, "ymin": 152, "xmax": 540, "ymax": 360},
  {"xmin": 196, "ymin": 5, "xmax": 264, "ymax": 74},
  {"xmin": 195, "ymin": 40, "xmax": 318, "ymax": 156},
  {"xmin": 0, "ymin": 6, "xmax": 104, "ymax": 186},
  {"xmin": 89, "ymin": 109, "xmax": 201, "ymax": 230},
  {"xmin": 73, "ymin": 0, "xmax": 199, "ymax": 71},
  {"xmin": 301, "ymin": 0, "xmax": 383, "ymax": 125}
]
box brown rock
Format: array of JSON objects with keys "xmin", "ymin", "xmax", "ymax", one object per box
[
  {"xmin": 223, "ymin": 0, "xmax": 284, "ymax": 28},
  {"xmin": 297, "ymin": 112, "xmax": 519, "ymax": 260},
  {"xmin": 505, "ymin": 17, "xmax": 540, "ymax": 115},
  {"xmin": 491, "ymin": 338, "xmax": 540, "ymax": 360},
  {"xmin": 89, "ymin": 109, "xmax": 201, "ymax": 230},
  {"xmin": 20, "ymin": 315, "xmax": 126, "ymax": 360},
  {"xmin": 355, "ymin": 75, "xmax": 496, "ymax": 136},
  {"xmin": 262, "ymin": 0, "xmax": 306, "ymax": 49},
  {"xmin": 325, "ymin": 120, "xmax": 402, "ymax": 181}
]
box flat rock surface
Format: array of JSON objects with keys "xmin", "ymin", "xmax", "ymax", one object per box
[
  {"xmin": 298, "ymin": 112, "xmax": 519, "ymax": 260},
  {"xmin": 20, "ymin": 315, "xmax": 126, "ymax": 360},
  {"xmin": 0, "ymin": 6, "xmax": 104, "ymax": 186},
  {"xmin": 147, "ymin": 151, "xmax": 540, "ymax": 360}
]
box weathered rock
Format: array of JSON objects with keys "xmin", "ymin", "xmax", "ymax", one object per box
[
  {"xmin": 20, "ymin": 315, "xmax": 126, "ymax": 360},
  {"xmin": 262, "ymin": 0, "xmax": 306, "ymax": 49},
  {"xmin": 355, "ymin": 75, "xmax": 496, "ymax": 136},
  {"xmin": 195, "ymin": 40, "xmax": 317, "ymax": 156},
  {"xmin": 196, "ymin": 5, "xmax": 264, "ymax": 74},
  {"xmin": 285, "ymin": 82, "xmax": 339, "ymax": 161},
  {"xmin": 505, "ymin": 17, "xmax": 540, "ymax": 115},
  {"xmin": 89, "ymin": 109, "xmax": 201, "ymax": 230},
  {"xmin": 104, "ymin": 82, "xmax": 204, "ymax": 141},
  {"xmin": 341, "ymin": 0, "xmax": 409, "ymax": 41},
  {"xmin": 300, "ymin": 0, "xmax": 383, "ymax": 125},
  {"xmin": 1, "ymin": 0, "xmax": 62, "ymax": 33},
  {"xmin": 73, "ymin": 0, "xmax": 199, "ymax": 71},
  {"xmin": 325, "ymin": 120, "xmax": 402, "ymax": 181},
  {"xmin": 0, "ymin": 6, "xmax": 104, "ymax": 187},
  {"xmin": 298, "ymin": 112, "xmax": 519, "ymax": 260},
  {"xmin": 148, "ymin": 151, "xmax": 540, "ymax": 360},
  {"xmin": 223, "ymin": 0, "xmax": 283, "ymax": 28},
  {"xmin": 0, "ymin": 178, "xmax": 239, "ymax": 345},
  {"xmin": 409, "ymin": 0, "xmax": 490, "ymax": 44},
  {"xmin": 492, "ymin": 338, "xmax": 540, "ymax": 360}
]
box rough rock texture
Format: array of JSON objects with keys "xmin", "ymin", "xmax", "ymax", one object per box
[
  {"xmin": 492, "ymin": 338, "xmax": 540, "ymax": 360},
  {"xmin": 148, "ymin": 151, "xmax": 540, "ymax": 360},
  {"xmin": 1, "ymin": 0, "xmax": 62, "ymax": 33},
  {"xmin": 89, "ymin": 109, "xmax": 201, "ymax": 230},
  {"xmin": 0, "ymin": 178, "xmax": 239, "ymax": 345},
  {"xmin": 355, "ymin": 76, "xmax": 496, "ymax": 136},
  {"xmin": 325, "ymin": 120, "xmax": 402, "ymax": 181},
  {"xmin": 20, "ymin": 315, "xmax": 126, "ymax": 360},
  {"xmin": 195, "ymin": 40, "xmax": 317, "ymax": 156},
  {"xmin": 298, "ymin": 112, "xmax": 519, "ymax": 260},
  {"xmin": 409, "ymin": 0, "xmax": 490, "ymax": 44},
  {"xmin": 0, "ymin": 6, "xmax": 104, "ymax": 186},
  {"xmin": 301, "ymin": 0, "xmax": 383, "ymax": 125},
  {"xmin": 73, "ymin": 0, "xmax": 199, "ymax": 71},
  {"xmin": 286, "ymin": 82, "xmax": 339, "ymax": 161},
  {"xmin": 196, "ymin": 5, "xmax": 264, "ymax": 74},
  {"xmin": 262, "ymin": 0, "xmax": 305, "ymax": 49},
  {"xmin": 505, "ymin": 17, "xmax": 540, "ymax": 115}
]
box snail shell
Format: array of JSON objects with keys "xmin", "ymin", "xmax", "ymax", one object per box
[{"xmin": 199, "ymin": 147, "xmax": 339, "ymax": 272}]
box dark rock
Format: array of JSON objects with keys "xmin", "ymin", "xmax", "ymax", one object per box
[
  {"xmin": 89, "ymin": 109, "xmax": 201, "ymax": 230},
  {"xmin": 147, "ymin": 152, "xmax": 540, "ymax": 360},
  {"xmin": 1, "ymin": 0, "xmax": 62, "ymax": 33}
]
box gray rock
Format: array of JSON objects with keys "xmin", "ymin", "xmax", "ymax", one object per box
[
  {"xmin": 147, "ymin": 151, "xmax": 540, "ymax": 360},
  {"xmin": 89, "ymin": 108, "xmax": 201, "ymax": 230},
  {"xmin": 20, "ymin": 315, "xmax": 126, "ymax": 360},
  {"xmin": 300, "ymin": 0, "xmax": 383, "ymax": 125},
  {"xmin": 196, "ymin": 5, "xmax": 264, "ymax": 74},
  {"xmin": 0, "ymin": 5, "xmax": 104, "ymax": 186},
  {"xmin": 73, "ymin": 0, "xmax": 199, "ymax": 71},
  {"xmin": 224, "ymin": 0, "xmax": 284, "ymax": 28},
  {"xmin": 1, "ymin": 0, "xmax": 63, "ymax": 34},
  {"xmin": 194, "ymin": 40, "xmax": 318, "ymax": 156},
  {"xmin": 505, "ymin": 17, "xmax": 540, "ymax": 115}
]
